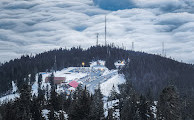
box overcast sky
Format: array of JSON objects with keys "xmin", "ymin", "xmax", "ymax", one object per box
[{"xmin": 0, "ymin": 0, "xmax": 194, "ymax": 63}]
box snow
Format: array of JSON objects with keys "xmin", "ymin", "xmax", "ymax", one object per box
[
  {"xmin": 41, "ymin": 67, "xmax": 87, "ymax": 83},
  {"xmin": 68, "ymin": 87, "xmax": 75, "ymax": 91},
  {"xmin": 90, "ymin": 60, "xmax": 105, "ymax": 67},
  {"xmin": 0, "ymin": 93, "xmax": 19, "ymax": 103},
  {"xmin": 102, "ymin": 69, "xmax": 116, "ymax": 76},
  {"xmin": 114, "ymin": 60, "xmax": 125, "ymax": 69},
  {"xmin": 151, "ymin": 101, "xmax": 158, "ymax": 119},
  {"xmin": 42, "ymin": 109, "xmax": 49, "ymax": 120},
  {"xmin": 32, "ymin": 75, "xmax": 39, "ymax": 96},
  {"xmin": 0, "ymin": 81, "xmax": 19, "ymax": 103},
  {"xmin": 104, "ymin": 99, "xmax": 120, "ymax": 118},
  {"xmin": 12, "ymin": 81, "xmax": 17, "ymax": 93},
  {"xmin": 38, "ymin": 61, "xmax": 125, "ymax": 96},
  {"xmin": 100, "ymin": 74, "xmax": 126, "ymax": 96},
  {"xmin": 42, "ymin": 109, "xmax": 68, "ymax": 120},
  {"xmin": 0, "ymin": 60, "xmax": 127, "ymax": 115}
]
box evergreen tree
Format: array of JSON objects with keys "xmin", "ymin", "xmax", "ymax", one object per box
[
  {"xmin": 59, "ymin": 110, "xmax": 65, "ymax": 120},
  {"xmin": 119, "ymin": 80, "xmax": 139, "ymax": 120},
  {"xmin": 89, "ymin": 86, "xmax": 104, "ymax": 120},
  {"xmin": 30, "ymin": 72, "xmax": 36, "ymax": 84},
  {"xmin": 105, "ymin": 57, "xmax": 116, "ymax": 70},
  {"xmin": 107, "ymin": 108, "xmax": 114, "ymax": 120},
  {"xmin": 49, "ymin": 72, "xmax": 55, "ymax": 89},
  {"xmin": 31, "ymin": 95, "xmax": 44, "ymax": 120},
  {"xmin": 38, "ymin": 74, "xmax": 45, "ymax": 104},
  {"xmin": 69, "ymin": 86, "xmax": 91, "ymax": 120},
  {"xmin": 108, "ymin": 85, "xmax": 120, "ymax": 119},
  {"xmin": 2, "ymin": 101, "xmax": 17, "ymax": 120},
  {"xmin": 157, "ymin": 86, "xmax": 182, "ymax": 120},
  {"xmin": 64, "ymin": 93, "xmax": 72, "ymax": 112},
  {"xmin": 108, "ymin": 85, "xmax": 119, "ymax": 101},
  {"xmin": 45, "ymin": 84, "xmax": 50, "ymax": 105},
  {"xmin": 48, "ymin": 107, "xmax": 58, "ymax": 120},
  {"xmin": 38, "ymin": 74, "xmax": 42, "ymax": 84},
  {"xmin": 139, "ymin": 95, "xmax": 151, "ymax": 120},
  {"xmin": 16, "ymin": 84, "xmax": 32, "ymax": 120},
  {"xmin": 50, "ymin": 89, "xmax": 60, "ymax": 111},
  {"xmin": 0, "ymin": 112, "xmax": 2, "ymax": 120}
]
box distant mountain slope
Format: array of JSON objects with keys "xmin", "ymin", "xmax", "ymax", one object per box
[{"xmin": 121, "ymin": 52, "xmax": 194, "ymax": 99}]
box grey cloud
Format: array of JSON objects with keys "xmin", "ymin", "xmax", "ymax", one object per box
[{"xmin": 0, "ymin": 0, "xmax": 194, "ymax": 64}]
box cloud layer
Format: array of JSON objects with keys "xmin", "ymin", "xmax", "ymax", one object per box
[{"xmin": 0, "ymin": 0, "xmax": 194, "ymax": 63}]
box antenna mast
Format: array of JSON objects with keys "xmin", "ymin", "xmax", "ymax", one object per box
[
  {"xmin": 105, "ymin": 15, "xmax": 107, "ymax": 46},
  {"xmin": 132, "ymin": 42, "xmax": 134, "ymax": 51},
  {"xmin": 96, "ymin": 33, "xmax": 99, "ymax": 46},
  {"xmin": 162, "ymin": 42, "xmax": 165, "ymax": 56}
]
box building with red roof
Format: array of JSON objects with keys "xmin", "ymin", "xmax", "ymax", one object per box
[
  {"xmin": 69, "ymin": 81, "xmax": 79, "ymax": 88},
  {"xmin": 45, "ymin": 77, "xmax": 66, "ymax": 84}
]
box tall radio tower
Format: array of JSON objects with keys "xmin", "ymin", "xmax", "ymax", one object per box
[
  {"xmin": 132, "ymin": 42, "xmax": 134, "ymax": 51},
  {"xmin": 105, "ymin": 15, "xmax": 107, "ymax": 46},
  {"xmin": 96, "ymin": 33, "xmax": 99, "ymax": 46}
]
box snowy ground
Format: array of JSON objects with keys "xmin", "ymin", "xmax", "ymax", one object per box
[
  {"xmin": 0, "ymin": 93, "xmax": 19, "ymax": 104},
  {"xmin": 0, "ymin": 81, "xmax": 19, "ymax": 103},
  {"xmin": 101, "ymin": 74, "xmax": 125, "ymax": 96},
  {"xmin": 0, "ymin": 61, "xmax": 125, "ymax": 104},
  {"xmin": 0, "ymin": 60, "xmax": 127, "ymax": 119}
]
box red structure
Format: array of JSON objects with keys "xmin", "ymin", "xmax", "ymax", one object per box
[
  {"xmin": 45, "ymin": 77, "xmax": 66, "ymax": 84},
  {"xmin": 69, "ymin": 81, "xmax": 79, "ymax": 88}
]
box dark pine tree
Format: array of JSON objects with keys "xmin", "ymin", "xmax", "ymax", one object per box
[
  {"xmin": 31, "ymin": 95, "xmax": 44, "ymax": 120},
  {"xmin": 48, "ymin": 107, "xmax": 58, "ymax": 120},
  {"xmin": 107, "ymin": 108, "xmax": 114, "ymax": 120},
  {"xmin": 69, "ymin": 86, "xmax": 91, "ymax": 120},
  {"xmin": 105, "ymin": 55, "xmax": 116, "ymax": 70},
  {"xmin": 89, "ymin": 86, "xmax": 104, "ymax": 120},
  {"xmin": 16, "ymin": 83, "xmax": 32, "ymax": 120},
  {"xmin": 139, "ymin": 95, "xmax": 152, "ymax": 120},
  {"xmin": 157, "ymin": 86, "xmax": 182, "ymax": 120}
]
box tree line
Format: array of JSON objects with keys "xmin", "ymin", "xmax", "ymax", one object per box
[{"xmin": 0, "ymin": 73, "xmax": 184, "ymax": 120}]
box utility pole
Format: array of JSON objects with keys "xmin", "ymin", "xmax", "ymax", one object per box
[
  {"xmin": 96, "ymin": 33, "xmax": 99, "ymax": 46},
  {"xmin": 105, "ymin": 15, "xmax": 107, "ymax": 46}
]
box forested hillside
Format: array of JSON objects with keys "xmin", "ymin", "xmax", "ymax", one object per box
[
  {"xmin": 0, "ymin": 45, "xmax": 194, "ymax": 119},
  {"xmin": 0, "ymin": 46, "xmax": 129, "ymax": 95},
  {"xmin": 121, "ymin": 52, "xmax": 194, "ymax": 98},
  {"xmin": 0, "ymin": 45, "xmax": 194, "ymax": 98}
]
